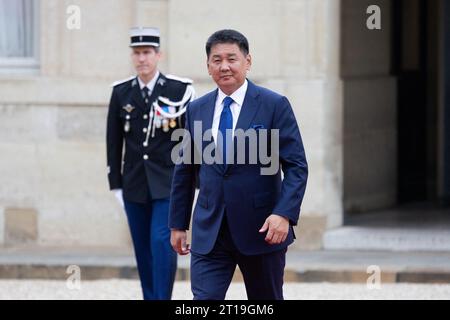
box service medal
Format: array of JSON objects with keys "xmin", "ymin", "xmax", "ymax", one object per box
[
  {"xmin": 162, "ymin": 119, "xmax": 169, "ymax": 132},
  {"xmin": 155, "ymin": 118, "xmax": 162, "ymax": 129}
]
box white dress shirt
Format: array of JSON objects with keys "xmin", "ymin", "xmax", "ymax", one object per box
[
  {"xmin": 211, "ymin": 79, "xmax": 248, "ymax": 143},
  {"xmin": 138, "ymin": 70, "xmax": 160, "ymax": 93}
]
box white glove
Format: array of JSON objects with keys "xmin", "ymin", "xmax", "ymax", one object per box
[{"xmin": 112, "ymin": 189, "xmax": 124, "ymax": 208}]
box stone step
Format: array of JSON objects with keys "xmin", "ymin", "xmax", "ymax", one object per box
[
  {"xmin": 323, "ymin": 227, "xmax": 450, "ymax": 252},
  {"xmin": 1, "ymin": 247, "xmax": 450, "ymax": 284}
]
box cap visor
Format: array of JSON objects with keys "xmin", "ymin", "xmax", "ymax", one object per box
[{"xmin": 130, "ymin": 42, "xmax": 160, "ymax": 47}]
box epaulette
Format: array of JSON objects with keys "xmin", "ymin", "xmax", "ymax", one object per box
[
  {"xmin": 165, "ymin": 74, "xmax": 193, "ymax": 84},
  {"xmin": 110, "ymin": 75, "xmax": 136, "ymax": 87}
]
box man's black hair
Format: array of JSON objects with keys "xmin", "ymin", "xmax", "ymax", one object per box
[{"xmin": 206, "ymin": 29, "xmax": 249, "ymax": 57}]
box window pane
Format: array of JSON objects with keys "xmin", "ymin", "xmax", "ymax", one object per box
[{"xmin": 0, "ymin": 0, "xmax": 35, "ymax": 58}]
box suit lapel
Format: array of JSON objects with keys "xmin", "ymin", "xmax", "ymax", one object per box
[
  {"xmin": 235, "ymin": 80, "xmax": 260, "ymax": 132},
  {"xmin": 130, "ymin": 77, "xmax": 146, "ymax": 111},
  {"xmin": 148, "ymin": 73, "xmax": 165, "ymax": 109},
  {"xmin": 199, "ymin": 90, "xmax": 223, "ymax": 175},
  {"xmin": 201, "ymin": 89, "xmax": 218, "ymax": 138}
]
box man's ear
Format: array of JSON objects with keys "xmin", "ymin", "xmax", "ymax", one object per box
[
  {"xmin": 207, "ymin": 60, "xmax": 211, "ymax": 75},
  {"xmin": 246, "ymin": 54, "xmax": 252, "ymax": 71}
]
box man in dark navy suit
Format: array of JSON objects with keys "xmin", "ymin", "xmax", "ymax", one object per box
[
  {"xmin": 106, "ymin": 27, "xmax": 194, "ymax": 300},
  {"xmin": 169, "ymin": 29, "xmax": 308, "ymax": 300}
]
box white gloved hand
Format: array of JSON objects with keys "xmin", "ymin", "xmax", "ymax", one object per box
[{"xmin": 112, "ymin": 189, "xmax": 124, "ymax": 208}]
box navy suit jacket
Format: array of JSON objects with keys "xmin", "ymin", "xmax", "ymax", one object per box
[{"xmin": 169, "ymin": 80, "xmax": 308, "ymax": 255}]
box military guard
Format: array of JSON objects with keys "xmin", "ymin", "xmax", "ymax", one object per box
[{"xmin": 106, "ymin": 27, "xmax": 194, "ymax": 300}]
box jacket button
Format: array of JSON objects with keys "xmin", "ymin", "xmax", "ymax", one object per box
[
  {"xmin": 143, "ymin": 114, "xmax": 148, "ymax": 120},
  {"xmin": 143, "ymin": 154, "xmax": 149, "ymax": 160},
  {"xmin": 126, "ymin": 115, "xmax": 131, "ymax": 120},
  {"xmin": 143, "ymin": 128, "xmax": 147, "ymax": 133}
]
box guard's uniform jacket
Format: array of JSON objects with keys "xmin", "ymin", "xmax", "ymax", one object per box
[{"xmin": 107, "ymin": 73, "xmax": 194, "ymax": 203}]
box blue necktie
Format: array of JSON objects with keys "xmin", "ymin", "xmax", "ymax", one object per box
[{"xmin": 218, "ymin": 96, "xmax": 234, "ymax": 166}]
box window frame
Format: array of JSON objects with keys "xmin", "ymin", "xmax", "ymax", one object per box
[{"xmin": 0, "ymin": 0, "xmax": 40, "ymax": 75}]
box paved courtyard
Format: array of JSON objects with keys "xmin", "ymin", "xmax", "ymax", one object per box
[{"xmin": 0, "ymin": 280, "xmax": 449, "ymax": 300}]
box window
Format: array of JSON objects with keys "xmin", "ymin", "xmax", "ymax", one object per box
[{"xmin": 0, "ymin": 0, "xmax": 39, "ymax": 73}]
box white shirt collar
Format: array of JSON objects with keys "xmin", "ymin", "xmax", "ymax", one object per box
[
  {"xmin": 138, "ymin": 70, "xmax": 160, "ymax": 92},
  {"xmin": 217, "ymin": 79, "xmax": 248, "ymax": 107}
]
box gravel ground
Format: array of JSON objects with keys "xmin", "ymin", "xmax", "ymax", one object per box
[{"xmin": 0, "ymin": 280, "xmax": 449, "ymax": 300}]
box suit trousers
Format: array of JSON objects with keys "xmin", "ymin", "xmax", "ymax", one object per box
[
  {"xmin": 190, "ymin": 215, "xmax": 286, "ymax": 300},
  {"xmin": 123, "ymin": 198, "xmax": 177, "ymax": 300}
]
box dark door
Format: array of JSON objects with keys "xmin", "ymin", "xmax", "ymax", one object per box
[{"xmin": 393, "ymin": 0, "xmax": 437, "ymax": 203}]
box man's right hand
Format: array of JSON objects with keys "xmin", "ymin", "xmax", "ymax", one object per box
[{"xmin": 170, "ymin": 229, "xmax": 190, "ymax": 255}]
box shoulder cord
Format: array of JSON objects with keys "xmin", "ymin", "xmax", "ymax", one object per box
[{"xmin": 143, "ymin": 85, "xmax": 195, "ymax": 144}]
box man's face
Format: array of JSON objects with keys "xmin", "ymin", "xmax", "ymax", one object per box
[
  {"xmin": 131, "ymin": 46, "xmax": 161, "ymax": 79},
  {"xmin": 207, "ymin": 43, "xmax": 251, "ymax": 95}
]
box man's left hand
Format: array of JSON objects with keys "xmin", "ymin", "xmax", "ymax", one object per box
[{"xmin": 259, "ymin": 214, "xmax": 290, "ymax": 245}]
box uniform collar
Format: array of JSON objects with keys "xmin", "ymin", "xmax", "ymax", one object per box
[{"xmin": 138, "ymin": 70, "xmax": 160, "ymax": 92}]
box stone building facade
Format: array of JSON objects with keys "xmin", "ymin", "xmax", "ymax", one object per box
[{"xmin": 0, "ymin": 0, "xmax": 448, "ymax": 251}]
